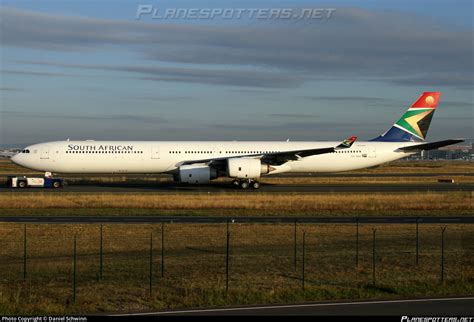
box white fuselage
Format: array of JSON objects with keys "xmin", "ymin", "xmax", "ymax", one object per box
[{"xmin": 11, "ymin": 140, "xmax": 415, "ymax": 175}]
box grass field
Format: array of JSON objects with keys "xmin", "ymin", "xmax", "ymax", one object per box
[
  {"xmin": 0, "ymin": 191, "xmax": 472, "ymax": 216},
  {"xmin": 0, "ymin": 222, "xmax": 472, "ymax": 315}
]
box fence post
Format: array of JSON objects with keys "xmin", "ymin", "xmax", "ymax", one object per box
[
  {"xmin": 99, "ymin": 224, "xmax": 103, "ymax": 281},
  {"xmin": 150, "ymin": 232, "xmax": 153, "ymax": 296},
  {"xmin": 302, "ymin": 230, "xmax": 306, "ymax": 291},
  {"xmin": 23, "ymin": 224, "xmax": 27, "ymax": 281},
  {"xmin": 372, "ymin": 228, "xmax": 376, "ymax": 286},
  {"xmin": 226, "ymin": 223, "xmax": 230, "ymax": 292},
  {"xmin": 73, "ymin": 235, "xmax": 77, "ymax": 303},
  {"xmin": 355, "ymin": 218, "xmax": 359, "ymax": 268},
  {"xmin": 294, "ymin": 220, "xmax": 297, "ymax": 271},
  {"xmin": 441, "ymin": 226, "xmax": 446, "ymax": 283},
  {"xmin": 161, "ymin": 222, "xmax": 165, "ymax": 278},
  {"xmin": 415, "ymin": 218, "xmax": 419, "ymax": 266}
]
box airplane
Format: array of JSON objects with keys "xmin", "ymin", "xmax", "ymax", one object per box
[{"xmin": 11, "ymin": 92, "xmax": 464, "ymax": 189}]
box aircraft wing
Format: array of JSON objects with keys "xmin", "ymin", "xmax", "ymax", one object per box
[
  {"xmin": 180, "ymin": 136, "xmax": 357, "ymax": 167},
  {"xmin": 398, "ymin": 139, "xmax": 464, "ymax": 152},
  {"xmin": 260, "ymin": 136, "xmax": 357, "ymax": 165}
]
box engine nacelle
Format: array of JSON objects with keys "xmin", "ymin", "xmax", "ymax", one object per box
[
  {"xmin": 227, "ymin": 158, "xmax": 270, "ymax": 179},
  {"xmin": 179, "ymin": 164, "xmax": 217, "ymax": 184}
]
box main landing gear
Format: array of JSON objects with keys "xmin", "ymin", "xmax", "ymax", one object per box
[{"xmin": 232, "ymin": 179, "xmax": 261, "ymax": 189}]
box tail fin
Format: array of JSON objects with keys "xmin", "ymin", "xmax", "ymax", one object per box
[{"xmin": 371, "ymin": 92, "xmax": 440, "ymax": 142}]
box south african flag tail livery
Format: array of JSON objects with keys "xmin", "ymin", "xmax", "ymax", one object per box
[
  {"xmin": 372, "ymin": 91, "xmax": 463, "ymax": 152},
  {"xmin": 373, "ymin": 92, "xmax": 440, "ymax": 142}
]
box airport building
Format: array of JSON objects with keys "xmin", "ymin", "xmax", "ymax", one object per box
[{"xmin": 413, "ymin": 143, "xmax": 473, "ymax": 160}]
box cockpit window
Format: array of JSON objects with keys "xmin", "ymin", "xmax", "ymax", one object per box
[{"xmin": 21, "ymin": 149, "xmax": 30, "ymax": 153}]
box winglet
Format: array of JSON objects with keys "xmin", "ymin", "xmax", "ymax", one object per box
[{"xmin": 336, "ymin": 136, "xmax": 357, "ymax": 149}]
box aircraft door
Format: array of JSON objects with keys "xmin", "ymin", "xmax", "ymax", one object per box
[
  {"xmin": 40, "ymin": 146, "xmax": 50, "ymax": 159},
  {"xmin": 368, "ymin": 146, "xmax": 376, "ymax": 158},
  {"xmin": 151, "ymin": 146, "xmax": 160, "ymax": 159}
]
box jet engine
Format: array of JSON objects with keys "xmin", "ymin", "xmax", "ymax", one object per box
[
  {"xmin": 227, "ymin": 158, "xmax": 270, "ymax": 179},
  {"xmin": 179, "ymin": 164, "xmax": 218, "ymax": 184}
]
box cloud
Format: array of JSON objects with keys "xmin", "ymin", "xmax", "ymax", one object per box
[
  {"xmin": 0, "ymin": 7, "xmax": 146, "ymax": 51},
  {"xmin": 270, "ymin": 113, "xmax": 320, "ymax": 119},
  {"xmin": 2, "ymin": 6, "xmax": 472, "ymax": 88},
  {"xmin": 0, "ymin": 87, "xmax": 25, "ymax": 91},
  {"xmin": 298, "ymin": 95, "xmax": 404, "ymax": 106},
  {"xmin": 231, "ymin": 89, "xmax": 280, "ymax": 94},
  {"xmin": 389, "ymin": 74, "xmax": 474, "ymax": 89},
  {"xmin": 122, "ymin": 95, "xmax": 193, "ymax": 102},
  {"xmin": 1, "ymin": 69, "xmax": 75, "ymax": 77},
  {"xmin": 0, "ymin": 110, "xmax": 166, "ymax": 124},
  {"xmin": 207, "ymin": 120, "xmax": 389, "ymax": 140},
  {"xmin": 439, "ymin": 116, "xmax": 474, "ymax": 120},
  {"xmin": 15, "ymin": 60, "xmax": 305, "ymax": 88},
  {"xmin": 441, "ymin": 100, "xmax": 474, "ymax": 108}
]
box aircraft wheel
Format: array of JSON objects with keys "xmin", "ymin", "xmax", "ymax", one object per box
[
  {"xmin": 252, "ymin": 181, "xmax": 260, "ymax": 189},
  {"xmin": 240, "ymin": 181, "xmax": 249, "ymax": 189},
  {"xmin": 18, "ymin": 181, "xmax": 27, "ymax": 188},
  {"xmin": 53, "ymin": 181, "xmax": 61, "ymax": 188}
]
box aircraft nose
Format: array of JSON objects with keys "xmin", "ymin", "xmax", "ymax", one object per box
[{"xmin": 10, "ymin": 153, "xmax": 22, "ymax": 166}]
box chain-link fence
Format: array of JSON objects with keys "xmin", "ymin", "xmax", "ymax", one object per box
[{"xmin": 0, "ymin": 222, "xmax": 473, "ymax": 305}]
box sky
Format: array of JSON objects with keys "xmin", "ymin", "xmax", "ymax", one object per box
[{"xmin": 0, "ymin": 0, "xmax": 473, "ymax": 146}]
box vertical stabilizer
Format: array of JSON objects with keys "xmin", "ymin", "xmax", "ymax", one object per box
[{"xmin": 371, "ymin": 92, "xmax": 440, "ymax": 142}]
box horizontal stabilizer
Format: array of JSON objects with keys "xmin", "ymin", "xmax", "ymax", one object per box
[{"xmin": 398, "ymin": 139, "xmax": 464, "ymax": 152}]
